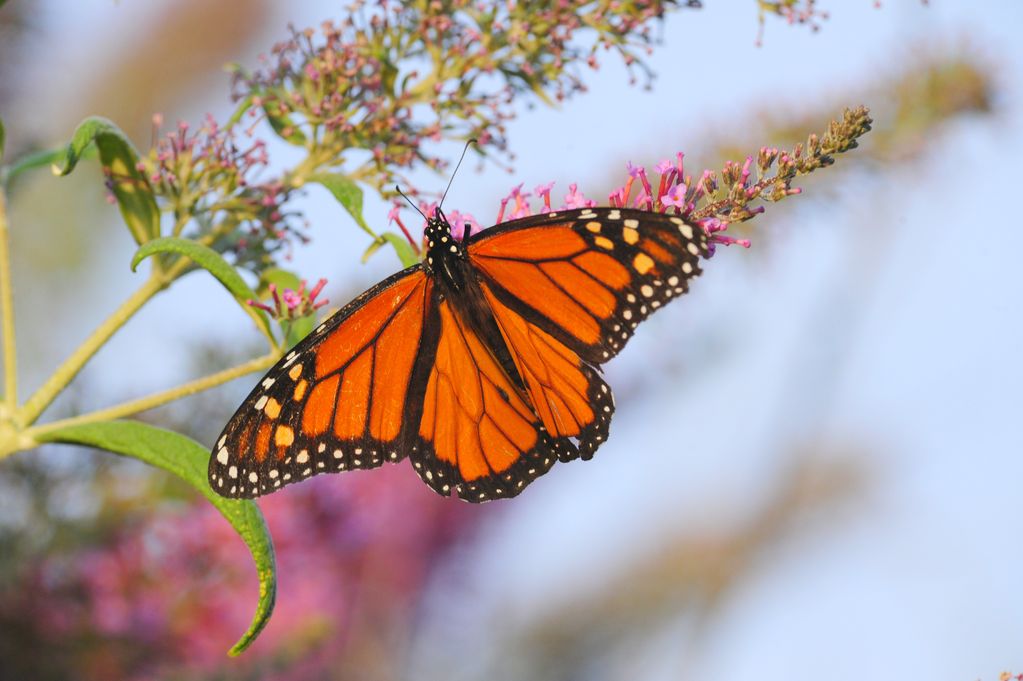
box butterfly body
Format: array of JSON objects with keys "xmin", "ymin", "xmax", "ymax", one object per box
[{"xmin": 210, "ymin": 207, "xmax": 709, "ymax": 502}]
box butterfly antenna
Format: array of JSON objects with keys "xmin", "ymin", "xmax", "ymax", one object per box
[
  {"xmin": 395, "ymin": 186, "xmax": 428, "ymax": 221},
  {"xmin": 439, "ymin": 138, "xmax": 477, "ymax": 210}
]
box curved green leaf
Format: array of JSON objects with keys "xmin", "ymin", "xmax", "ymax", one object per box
[
  {"xmin": 35, "ymin": 420, "xmax": 277, "ymax": 656},
  {"xmin": 53, "ymin": 116, "xmax": 160, "ymax": 245},
  {"xmin": 362, "ymin": 231, "xmax": 419, "ymax": 268},
  {"xmin": 6, "ymin": 146, "xmax": 92, "ymax": 185},
  {"xmin": 131, "ymin": 237, "xmax": 274, "ymax": 343},
  {"xmin": 308, "ymin": 172, "xmax": 375, "ymax": 238}
]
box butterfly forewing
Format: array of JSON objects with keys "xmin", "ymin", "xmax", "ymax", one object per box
[
  {"xmin": 468, "ymin": 207, "xmax": 710, "ymax": 365},
  {"xmin": 210, "ymin": 267, "xmax": 433, "ymax": 498}
]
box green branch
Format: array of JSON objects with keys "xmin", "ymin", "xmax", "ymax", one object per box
[
  {"xmin": 26, "ymin": 351, "xmax": 279, "ymax": 441},
  {"xmin": 0, "ymin": 189, "xmax": 16, "ymax": 411}
]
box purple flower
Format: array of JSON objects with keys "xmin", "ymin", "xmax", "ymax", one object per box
[
  {"xmin": 561, "ymin": 183, "xmax": 595, "ymax": 209},
  {"xmin": 661, "ymin": 183, "xmax": 687, "ymax": 209},
  {"xmin": 419, "ymin": 201, "xmax": 438, "ymax": 219},
  {"xmin": 248, "ymin": 279, "xmax": 328, "ymax": 321},
  {"xmin": 446, "ymin": 210, "xmax": 482, "ymax": 240},
  {"xmin": 632, "ymin": 190, "xmax": 652, "ymax": 210},
  {"xmin": 387, "ymin": 204, "xmax": 402, "ymax": 224},
  {"xmin": 533, "ymin": 181, "xmax": 555, "ymax": 212}
]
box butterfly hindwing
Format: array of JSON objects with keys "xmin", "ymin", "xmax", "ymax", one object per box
[
  {"xmin": 209, "ymin": 268, "xmax": 433, "ymax": 498},
  {"xmin": 408, "ymin": 297, "xmax": 558, "ymax": 501},
  {"xmin": 480, "ymin": 280, "xmax": 613, "ymax": 461}
]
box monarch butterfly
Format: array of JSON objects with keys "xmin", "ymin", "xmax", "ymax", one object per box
[{"xmin": 209, "ymin": 205, "xmax": 709, "ymax": 502}]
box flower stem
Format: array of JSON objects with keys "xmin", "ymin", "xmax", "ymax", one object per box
[
  {"xmin": 16, "ymin": 275, "xmax": 167, "ymax": 428},
  {"xmin": 0, "ymin": 188, "xmax": 17, "ymax": 412},
  {"xmin": 25, "ymin": 351, "xmax": 279, "ymax": 441}
]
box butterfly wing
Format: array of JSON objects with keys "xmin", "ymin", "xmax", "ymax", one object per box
[
  {"xmin": 211, "ymin": 207, "xmax": 710, "ymax": 502},
  {"xmin": 210, "ymin": 267, "xmax": 434, "ymax": 498},
  {"xmin": 466, "ymin": 207, "xmax": 709, "ymax": 461},
  {"xmin": 468, "ymin": 207, "xmax": 710, "ymax": 364},
  {"xmin": 409, "ymin": 297, "xmax": 559, "ymax": 501}
]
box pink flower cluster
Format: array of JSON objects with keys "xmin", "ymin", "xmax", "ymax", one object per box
[
  {"xmin": 140, "ymin": 114, "xmax": 305, "ymax": 271},
  {"xmin": 387, "ymin": 156, "xmax": 754, "ymax": 256},
  {"xmin": 11, "ymin": 467, "xmax": 477, "ymax": 681},
  {"xmin": 248, "ymin": 279, "xmax": 328, "ymax": 322}
]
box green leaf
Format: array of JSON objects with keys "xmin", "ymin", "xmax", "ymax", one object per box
[
  {"xmin": 257, "ymin": 267, "xmax": 302, "ymax": 298},
  {"xmin": 132, "ymin": 237, "xmax": 274, "ymax": 344},
  {"xmin": 281, "ymin": 315, "xmax": 316, "ymax": 348},
  {"xmin": 53, "ymin": 116, "xmax": 160, "ymax": 245},
  {"xmin": 35, "ymin": 421, "xmax": 277, "ymax": 656},
  {"xmin": 361, "ymin": 231, "xmax": 418, "ymax": 268},
  {"xmin": 5, "ymin": 146, "xmax": 94, "ymax": 185},
  {"xmin": 308, "ymin": 173, "xmax": 376, "ymax": 239}
]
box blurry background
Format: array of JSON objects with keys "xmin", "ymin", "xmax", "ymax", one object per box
[{"xmin": 0, "ymin": 1, "xmax": 1021, "ymax": 680}]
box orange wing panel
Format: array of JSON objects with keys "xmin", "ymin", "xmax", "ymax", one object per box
[
  {"xmin": 417, "ymin": 301, "xmax": 540, "ymax": 482},
  {"xmin": 334, "ymin": 349, "xmax": 373, "ymax": 439},
  {"xmin": 369, "ymin": 291, "xmax": 426, "ymax": 440},
  {"xmin": 315, "ymin": 272, "xmax": 424, "ymax": 378},
  {"xmin": 474, "ymin": 256, "xmax": 602, "ymax": 346},
  {"xmin": 470, "ymin": 225, "xmax": 586, "ymax": 259},
  {"xmin": 302, "ymin": 373, "xmax": 340, "ymax": 437},
  {"xmin": 481, "ymin": 282, "xmax": 596, "ymax": 440}
]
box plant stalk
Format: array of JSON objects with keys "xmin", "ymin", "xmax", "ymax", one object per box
[
  {"xmin": 0, "ymin": 189, "xmax": 16, "ymax": 411},
  {"xmin": 26, "ymin": 351, "xmax": 279, "ymax": 440}
]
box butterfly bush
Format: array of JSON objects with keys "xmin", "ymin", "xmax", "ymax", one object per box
[{"xmin": 389, "ymin": 106, "xmax": 872, "ymax": 254}]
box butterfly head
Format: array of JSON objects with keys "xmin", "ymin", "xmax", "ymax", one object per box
[{"xmin": 423, "ymin": 207, "xmax": 465, "ymax": 265}]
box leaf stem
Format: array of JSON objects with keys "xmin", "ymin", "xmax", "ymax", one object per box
[
  {"xmin": 25, "ymin": 351, "xmax": 279, "ymax": 440},
  {"xmin": 0, "ymin": 188, "xmax": 17, "ymax": 411}
]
